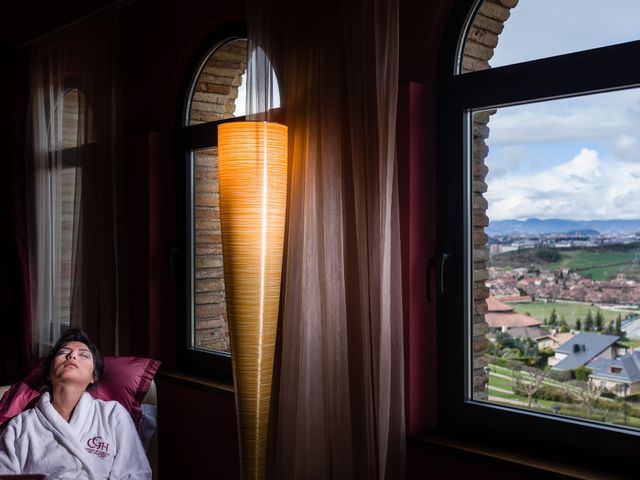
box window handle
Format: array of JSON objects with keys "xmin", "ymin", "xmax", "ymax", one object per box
[{"xmin": 437, "ymin": 253, "xmax": 451, "ymax": 295}]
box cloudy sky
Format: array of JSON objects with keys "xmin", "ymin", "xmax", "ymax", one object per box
[{"xmin": 483, "ymin": 0, "xmax": 640, "ymax": 222}]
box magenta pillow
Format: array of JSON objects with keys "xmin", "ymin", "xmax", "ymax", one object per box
[
  {"xmin": 0, "ymin": 378, "xmax": 41, "ymax": 428},
  {"xmin": 0, "ymin": 356, "xmax": 160, "ymax": 428}
]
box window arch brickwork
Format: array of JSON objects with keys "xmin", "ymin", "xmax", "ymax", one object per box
[
  {"xmin": 189, "ymin": 40, "xmax": 247, "ymax": 125},
  {"xmin": 462, "ymin": 0, "xmax": 519, "ymax": 399}
]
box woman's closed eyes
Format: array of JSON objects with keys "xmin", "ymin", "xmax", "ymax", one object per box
[{"xmin": 57, "ymin": 349, "xmax": 92, "ymax": 359}]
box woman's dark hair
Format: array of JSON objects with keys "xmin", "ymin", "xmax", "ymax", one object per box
[{"xmin": 42, "ymin": 328, "xmax": 104, "ymax": 391}]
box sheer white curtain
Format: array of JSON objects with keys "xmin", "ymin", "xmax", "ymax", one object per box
[
  {"xmin": 28, "ymin": 38, "xmax": 73, "ymax": 357},
  {"xmin": 27, "ymin": 14, "xmax": 126, "ymax": 358},
  {"xmin": 247, "ymin": 0, "xmax": 405, "ymax": 478}
]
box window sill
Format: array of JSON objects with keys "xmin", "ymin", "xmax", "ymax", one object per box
[
  {"xmin": 156, "ymin": 369, "xmax": 234, "ymax": 397},
  {"xmin": 409, "ymin": 429, "xmax": 631, "ymax": 480}
]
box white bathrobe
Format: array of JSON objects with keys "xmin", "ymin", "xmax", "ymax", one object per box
[{"xmin": 0, "ymin": 391, "xmax": 151, "ymax": 479}]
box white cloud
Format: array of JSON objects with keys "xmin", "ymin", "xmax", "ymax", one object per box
[
  {"xmin": 613, "ymin": 134, "xmax": 640, "ymax": 163},
  {"xmin": 485, "ymin": 89, "xmax": 640, "ymax": 146},
  {"xmin": 485, "ymin": 145, "xmax": 526, "ymax": 177},
  {"xmin": 554, "ymin": 148, "xmax": 601, "ymax": 181},
  {"xmin": 486, "ymin": 148, "xmax": 640, "ymax": 221}
]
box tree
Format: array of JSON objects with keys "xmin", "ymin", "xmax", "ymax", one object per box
[
  {"xmin": 573, "ymin": 366, "xmax": 592, "ymax": 382},
  {"xmin": 595, "ymin": 310, "xmax": 604, "ymax": 332},
  {"xmin": 575, "ymin": 318, "xmax": 582, "ymax": 331},
  {"xmin": 565, "ymin": 379, "xmax": 606, "ymax": 416},
  {"xmin": 549, "ymin": 308, "xmax": 558, "ymax": 326},
  {"xmin": 605, "ymin": 320, "xmax": 615, "ymax": 335},
  {"xmin": 494, "ymin": 331, "xmax": 515, "ymax": 349},
  {"xmin": 616, "ymin": 314, "xmax": 622, "ymax": 336},
  {"xmin": 512, "ymin": 366, "xmax": 550, "ymax": 408},
  {"xmin": 536, "ymin": 347, "xmax": 554, "ymax": 368},
  {"xmin": 537, "ymin": 248, "xmax": 561, "ymax": 263},
  {"xmin": 559, "ymin": 316, "xmax": 569, "ymax": 333},
  {"xmin": 585, "ymin": 310, "xmax": 594, "ymax": 331},
  {"xmin": 520, "ymin": 337, "xmax": 541, "ymax": 364}
]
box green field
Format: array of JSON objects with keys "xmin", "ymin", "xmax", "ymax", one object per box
[
  {"xmin": 545, "ymin": 249, "xmax": 640, "ymax": 280},
  {"xmin": 486, "ymin": 363, "xmax": 640, "ymax": 428},
  {"xmin": 491, "ymin": 244, "xmax": 640, "ymax": 281},
  {"xmin": 513, "ymin": 301, "xmax": 631, "ymax": 327}
]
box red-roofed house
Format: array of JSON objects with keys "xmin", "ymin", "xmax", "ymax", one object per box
[{"xmin": 485, "ymin": 296, "xmax": 543, "ymax": 334}]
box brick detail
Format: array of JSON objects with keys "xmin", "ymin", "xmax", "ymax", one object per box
[
  {"xmin": 464, "ymin": 0, "xmax": 519, "ymax": 399},
  {"xmin": 478, "ymin": 0, "xmax": 512, "ymax": 22},
  {"xmin": 188, "ymin": 39, "xmax": 247, "ymax": 125},
  {"xmin": 193, "ymin": 147, "xmax": 230, "ymax": 352},
  {"xmin": 461, "ymin": 0, "xmax": 518, "ymax": 74}
]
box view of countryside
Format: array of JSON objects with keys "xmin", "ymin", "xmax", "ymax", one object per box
[{"xmin": 476, "ymin": 87, "xmax": 640, "ymax": 429}]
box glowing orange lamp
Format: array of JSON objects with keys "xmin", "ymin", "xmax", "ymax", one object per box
[{"xmin": 217, "ymin": 121, "xmax": 288, "ymax": 480}]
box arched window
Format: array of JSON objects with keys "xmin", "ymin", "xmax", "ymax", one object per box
[
  {"xmin": 184, "ymin": 38, "xmax": 249, "ymax": 126},
  {"xmin": 43, "ymin": 84, "xmax": 90, "ymax": 332},
  {"xmin": 439, "ymin": 0, "xmax": 640, "ymax": 469},
  {"xmin": 177, "ymin": 26, "xmax": 282, "ymax": 379}
]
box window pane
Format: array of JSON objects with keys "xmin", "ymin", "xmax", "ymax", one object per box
[
  {"xmin": 473, "ymin": 88, "xmax": 640, "ymax": 430},
  {"xmin": 461, "ymin": 0, "xmax": 640, "ymax": 74},
  {"xmin": 186, "ymin": 39, "xmax": 248, "ymax": 125},
  {"xmin": 60, "ymin": 88, "xmax": 81, "ymax": 327},
  {"xmin": 62, "ymin": 89, "xmax": 80, "ymax": 149},
  {"xmin": 191, "ymin": 147, "xmax": 230, "ymax": 353}
]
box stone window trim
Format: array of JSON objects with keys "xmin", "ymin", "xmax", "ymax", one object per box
[{"xmin": 435, "ymin": 0, "xmax": 640, "ymax": 471}]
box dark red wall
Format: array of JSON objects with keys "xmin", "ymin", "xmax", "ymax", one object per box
[
  {"xmin": 407, "ymin": 441, "xmax": 573, "ymax": 479},
  {"xmin": 156, "ymin": 376, "xmax": 240, "ymax": 479},
  {"xmin": 397, "ymin": 0, "xmax": 454, "ymax": 435}
]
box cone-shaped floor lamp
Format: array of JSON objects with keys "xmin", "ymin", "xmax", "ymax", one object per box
[{"xmin": 218, "ymin": 121, "xmax": 288, "ymax": 480}]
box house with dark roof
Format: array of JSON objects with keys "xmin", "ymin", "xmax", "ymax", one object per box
[
  {"xmin": 548, "ymin": 332, "xmax": 623, "ymax": 371},
  {"xmin": 589, "ymin": 351, "xmax": 640, "ymax": 396}
]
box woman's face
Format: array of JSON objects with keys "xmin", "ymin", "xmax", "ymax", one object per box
[{"xmin": 49, "ymin": 341, "xmax": 95, "ymax": 390}]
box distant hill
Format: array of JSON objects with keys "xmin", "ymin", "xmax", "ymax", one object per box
[
  {"xmin": 487, "ymin": 219, "xmax": 640, "ymax": 236},
  {"xmin": 566, "ymin": 229, "xmax": 600, "ymax": 236}
]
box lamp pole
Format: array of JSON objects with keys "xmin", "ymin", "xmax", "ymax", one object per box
[{"xmin": 218, "ymin": 121, "xmax": 288, "ymax": 480}]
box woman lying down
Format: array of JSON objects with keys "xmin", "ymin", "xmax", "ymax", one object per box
[{"xmin": 0, "ymin": 329, "xmax": 151, "ymax": 479}]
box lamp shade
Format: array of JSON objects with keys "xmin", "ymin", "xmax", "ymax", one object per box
[{"xmin": 217, "ymin": 121, "xmax": 288, "ymax": 480}]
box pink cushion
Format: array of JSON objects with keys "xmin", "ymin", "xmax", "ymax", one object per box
[{"xmin": 0, "ymin": 356, "xmax": 160, "ymax": 427}]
